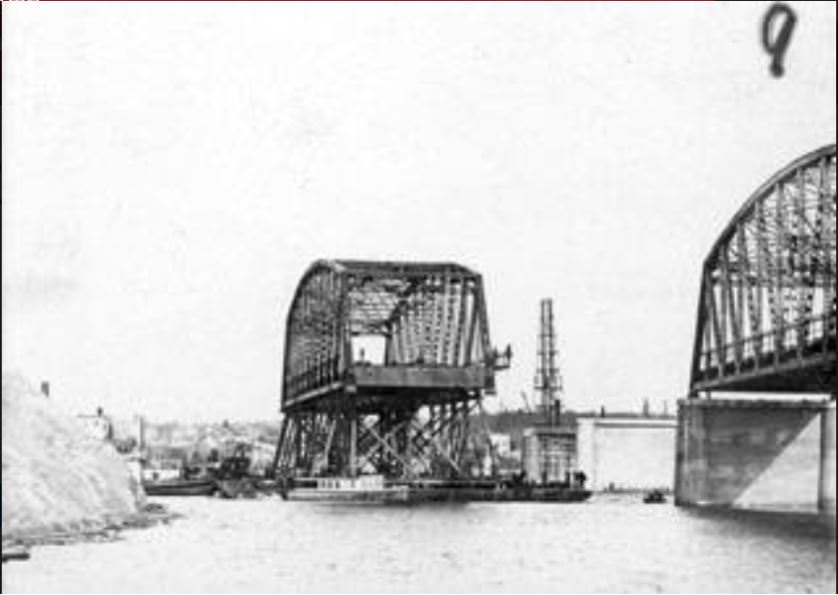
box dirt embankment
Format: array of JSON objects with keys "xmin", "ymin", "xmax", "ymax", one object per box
[{"xmin": 2, "ymin": 373, "xmax": 148, "ymax": 544}]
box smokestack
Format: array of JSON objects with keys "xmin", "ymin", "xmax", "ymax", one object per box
[{"xmin": 135, "ymin": 415, "xmax": 146, "ymax": 451}]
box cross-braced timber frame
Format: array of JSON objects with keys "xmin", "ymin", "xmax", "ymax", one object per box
[
  {"xmin": 273, "ymin": 260, "xmax": 510, "ymax": 480},
  {"xmin": 689, "ymin": 144, "xmax": 836, "ymax": 395}
]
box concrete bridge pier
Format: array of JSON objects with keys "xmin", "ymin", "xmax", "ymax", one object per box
[
  {"xmin": 675, "ymin": 398, "xmax": 836, "ymax": 517},
  {"xmin": 819, "ymin": 400, "xmax": 835, "ymax": 517}
]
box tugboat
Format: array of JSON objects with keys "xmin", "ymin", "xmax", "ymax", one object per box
[{"xmin": 213, "ymin": 444, "xmax": 258, "ymax": 498}]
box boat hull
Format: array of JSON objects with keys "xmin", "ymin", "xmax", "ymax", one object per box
[
  {"xmin": 398, "ymin": 485, "xmax": 591, "ymax": 503},
  {"xmin": 143, "ymin": 479, "xmax": 217, "ymax": 497},
  {"xmin": 216, "ymin": 478, "xmax": 258, "ymax": 499},
  {"xmin": 643, "ymin": 489, "xmax": 667, "ymax": 504},
  {"xmin": 283, "ymin": 486, "xmax": 411, "ymax": 503},
  {"xmin": 282, "ymin": 481, "xmax": 592, "ymax": 504}
]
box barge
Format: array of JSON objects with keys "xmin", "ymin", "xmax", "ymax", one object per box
[{"xmin": 280, "ymin": 475, "xmax": 591, "ymax": 504}]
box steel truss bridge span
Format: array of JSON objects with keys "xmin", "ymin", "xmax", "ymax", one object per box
[
  {"xmin": 274, "ymin": 259, "xmax": 510, "ymax": 480},
  {"xmin": 689, "ymin": 144, "xmax": 836, "ymax": 395}
]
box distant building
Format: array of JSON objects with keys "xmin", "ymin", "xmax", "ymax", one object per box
[
  {"xmin": 489, "ymin": 433, "xmax": 512, "ymax": 458},
  {"xmin": 576, "ymin": 416, "xmax": 676, "ymax": 491},
  {"xmin": 78, "ymin": 408, "xmax": 114, "ymax": 442},
  {"xmin": 521, "ymin": 426, "xmax": 577, "ymax": 482}
]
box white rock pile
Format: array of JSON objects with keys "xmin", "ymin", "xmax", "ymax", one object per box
[{"xmin": 2, "ymin": 373, "xmax": 145, "ymax": 542}]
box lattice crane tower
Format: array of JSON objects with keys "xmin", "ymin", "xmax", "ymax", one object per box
[{"xmin": 534, "ymin": 298, "xmax": 563, "ymax": 426}]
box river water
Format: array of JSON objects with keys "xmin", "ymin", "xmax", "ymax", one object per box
[{"xmin": 3, "ymin": 494, "xmax": 835, "ymax": 593}]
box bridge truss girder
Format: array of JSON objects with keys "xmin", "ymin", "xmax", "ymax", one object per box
[
  {"xmin": 274, "ymin": 260, "xmax": 506, "ymax": 480},
  {"xmin": 282, "ymin": 260, "xmax": 500, "ymax": 410},
  {"xmin": 690, "ymin": 145, "xmax": 837, "ymax": 395}
]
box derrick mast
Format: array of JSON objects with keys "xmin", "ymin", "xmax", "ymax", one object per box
[{"xmin": 534, "ymin": 298, "xmax": 562, "ymax": 426}]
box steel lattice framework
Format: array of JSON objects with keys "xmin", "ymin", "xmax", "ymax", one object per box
[
  {"xmin": 273, "ymin": 259, "xmax": 510, "ymax": 480},
  {"xmin": 689, "ymin": 144, "xmax": 837, "ymax": 395}
]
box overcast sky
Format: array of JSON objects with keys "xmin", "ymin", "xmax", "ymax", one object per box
[{"xmin": 3, "ymin": 1, "xmax": 835, "ymax": 422}]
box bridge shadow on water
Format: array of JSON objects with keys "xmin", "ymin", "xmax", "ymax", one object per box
[{"xmin": 680, "ymin": 504, "xmax": 836, "ymax": 541}]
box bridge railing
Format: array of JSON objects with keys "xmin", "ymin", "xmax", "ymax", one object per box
[
  {"xmin": 287, "ymin": 355, "xmax": 342, "ymax": 398},
  {"xmin": 700, "ymin": 311, "xmax": 837, "ymax": 371}
]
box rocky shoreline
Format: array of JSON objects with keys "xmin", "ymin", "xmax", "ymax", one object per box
[
  {"xmin": 1, "ymin": 373, "xmax": 158, "ymax": 561},
  {"xmin": 3, "ymin": 502, "xmax": 177, "ymax": 548},
  {"xmin": 2, "ymin": 501, "xmax": 180, "ymax": 564}
]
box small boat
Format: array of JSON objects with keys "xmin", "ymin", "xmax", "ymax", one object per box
[
  {"xmin": 141, "ymin": 456, "xmax": 217, "ymax": 497},
  {"xmin": 2, "ymin": 547, "xmax": 31, "ymax": 563},
  {"xmin": 643, "ymin": 489, "xmax": 667, "ymax": 504},
  {"xmin": 142, "ymin": 478, "xmax": 217, "ymax": 497}
]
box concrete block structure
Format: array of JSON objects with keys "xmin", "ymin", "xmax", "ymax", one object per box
[
  {"xmin": 675, "ymin": 398, "xmax": 835, "ymax": 516},
  {"xmin": 818, "ymin": 401, "xmax": 836, "ymax": 514},
  {"xmin": 576, "ymin": 417, "xmax": 677, "ymax": 491},
  {"xmin": 521, "ymin": 426, "xmax": 576, "ymax": 483}
]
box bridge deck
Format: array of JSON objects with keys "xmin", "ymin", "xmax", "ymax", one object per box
[
  {"xmin": 349, "ymin": 364, "xmax": 486, "ymax": 390},
  {"xmin": 283, "ymin": 364, "xmax": 488, "ymax": 412},
  {"xmin": 693, "ymin": 331, "xmax": 835, "ymax": 392}
]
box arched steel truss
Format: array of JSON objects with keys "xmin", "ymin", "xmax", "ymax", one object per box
[
  {"xmin": 274, "ymin": 259, "xmax": 510, "ymax": 480},
  {"xmin": 689, "ymin": 144, "xmax": 836, "ymax": 395}
]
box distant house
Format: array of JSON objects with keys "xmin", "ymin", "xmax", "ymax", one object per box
[
  {"xmin": 77, "ymin": 408, "xmax": 114, "ymax": 442},
  {"xmin": 489, "ymin": 433, "xmax": 512, "ymax": 458},
  {"xmin": 248, "ymin": 441, "xmax": 278, "ymax": 475},
  {"xmin": 192, "ymin": 434, "xmax": 224, "ymax": 461},
  {"xmin": 145, "ymin": 445, "xmax": 191, "ymax": 467}
]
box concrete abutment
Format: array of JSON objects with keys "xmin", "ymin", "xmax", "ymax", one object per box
[{"xmin": 675, "ymin": 397, "xmax": 836, "ymax": 517}]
